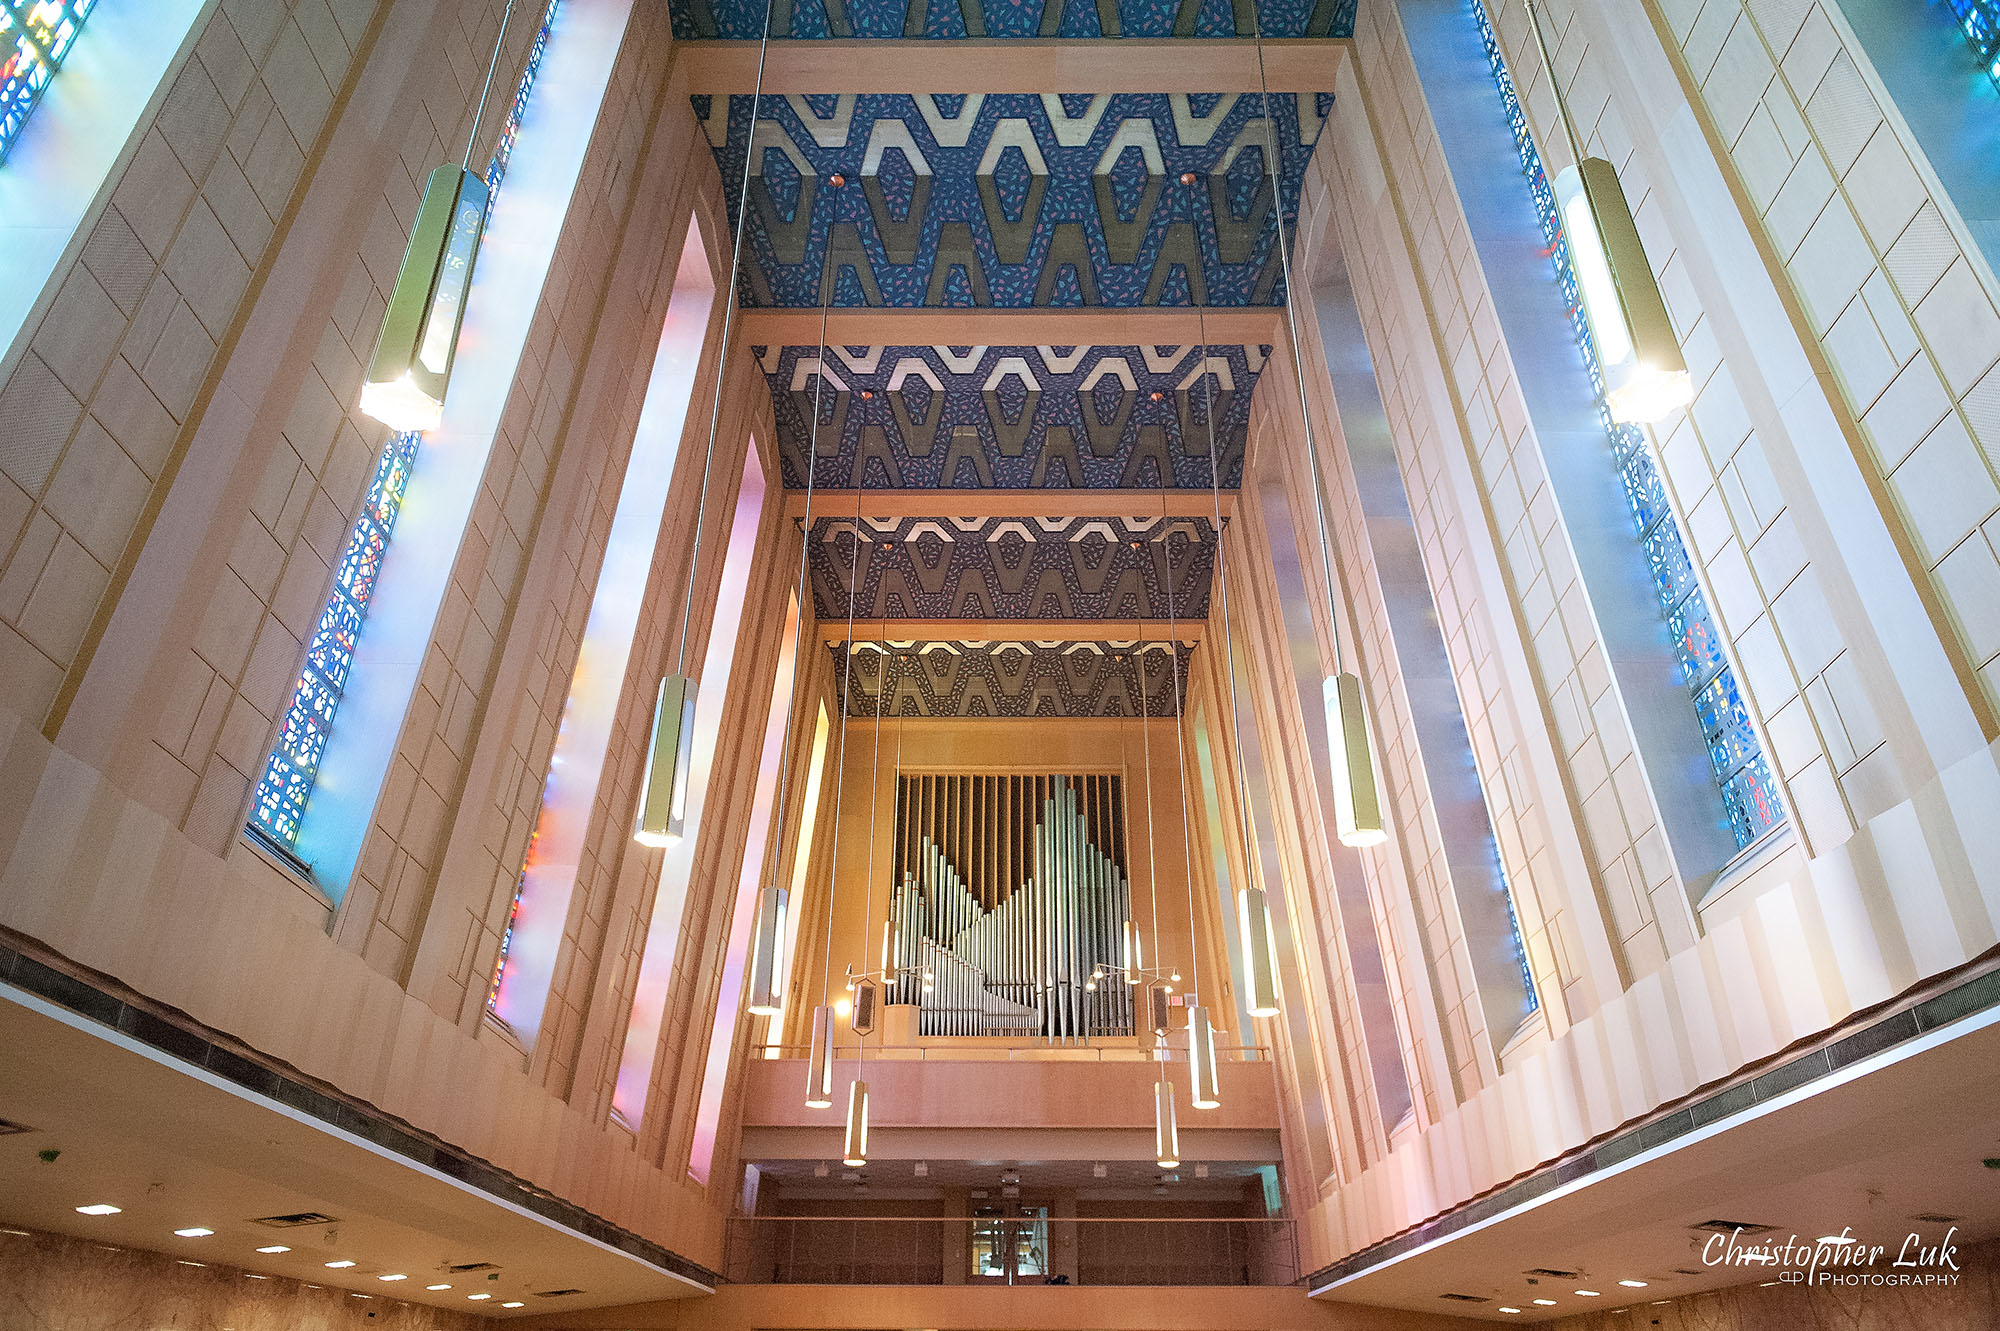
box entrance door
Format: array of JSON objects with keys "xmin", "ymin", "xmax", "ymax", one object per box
[{"xmin": 969, "ymin": 1204, "xmax": 1050, "ymax": 1284}]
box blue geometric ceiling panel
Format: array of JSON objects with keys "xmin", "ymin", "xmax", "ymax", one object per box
[
  {"xmin": 833, "ymin": 640, "xmax": 1196, "ymax": 717},
  {"xmin": 806, "ymin": 514, "xmax": 1218, "ymax": 621},
  {"xmin": 694, "ymin": 93, "xmax": 1332, "ymax": 307},
  {"xmin": 670, "ymin": 0, "xmax": 1356, "ymax": 40},
  {"xmin": 763, "ymin": 343, "xmax": 1265, "ymax": 488}
]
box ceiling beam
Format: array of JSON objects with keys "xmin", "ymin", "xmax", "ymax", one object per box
[
  {"xmin": 739, "ymin": 306, "xmax": 1284, "ymax": 346},
  {"xmin": 783, "ymin": 489, "xmax": 1236, "ymax": 519},
  {"xmin": 820, "ymin": 619, "xmax": 1204, "ymax": 643},
  {"xmin": 669, "ymin": 38, "xmax": 1345, "ymax": 95}
]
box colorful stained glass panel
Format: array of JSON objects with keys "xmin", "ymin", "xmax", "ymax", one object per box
[{"xmin": 0, "ymin": 0, "xmax": 96, "ymax": 164}]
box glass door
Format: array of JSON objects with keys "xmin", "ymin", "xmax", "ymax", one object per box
[{"xmin": 969, "ymin": 1204, "xmax": 1049, "ymax": 1284}]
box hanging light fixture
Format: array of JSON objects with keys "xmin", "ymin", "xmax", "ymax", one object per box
[
  {"xmin": 1188, "ymin": 1005, "xmax": 1220, "ymax": 1108},
  {"xmin": 746, "ymin": 885, "xmax": 789, "ymax": 1015},
  {"xmin": 805, "ymin": 1002, "xmax": 835, "ymax": 1108},
  {"xmin": 1237, "ymin": 885, "xmax": 1282, "ymax": 1018},
  {"xmin": 358, "ymin": 0, "xmax": 519, "ymax": 431},
  {"xmin": 842, "ymin": 1078, "xmax": 870, "ymax": 1167},
  {"xmin": 1247, "ymin": 10, "xmax": 1388, "ymax": 850},
  {"xmin": 1154, "ymin": 1077, "xmax": 1181, "ymax": 1168},
  {"xmin": 634, "ymin": 0, "xmax": 777, "ymax": 846},
  {"xmin": 1525, "ymin": 0, "xmax": 1691, "ymax": 422}
]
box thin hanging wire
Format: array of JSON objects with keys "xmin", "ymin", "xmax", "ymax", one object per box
[
  {"xmin": 1523, "ymin": 0, "xmax": 1588, "ymax": 170},
  {"xmin": 856, "ymin": 565, "xmax": 889, "ymax": 1076},
  {"xmin": 673, "ymin": 0, "xmax": 777, "ymax": 673},
  {"xmin": 462, "ymin": 0, "xmax": 522, "ymax": 170},
  {"xmin": 759, "ymin": 190, "xmax": 837, "ymax": 959},
  {"xmin": 1160, "ymin": 380, "xmax": 1201, "ymax": 1007},
  {"xmin": 1196, "ymin": 299, "xmax": 1263, "ymax": 924},
  {"xmin": 1135, "ymin": 602, "xmax": 1161, "ymax": 994},
  {"xmin": 816, "ymin": 483, "xmax": 865, "ymax": 1011},
  {"xmin": 1250, "ymin": 3, "xmax": 1347, "ymax": 672}
]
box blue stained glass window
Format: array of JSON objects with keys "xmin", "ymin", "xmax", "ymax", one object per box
[
  {"xmin": 1473, "ymin": 0, "xmax": 1785, "ymax": 849},
  {"xmin": 0, "ymin": 0, "xmax": 97, "ymax": 164},
  {"xmin": 250, "ymin": 2, "xmax": 563, "ymax": 853},
  {"xmin": 1942, "ymin": 0, "xmax": 2000, "ymax": 88}
]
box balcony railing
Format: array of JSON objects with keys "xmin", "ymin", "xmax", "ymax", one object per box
[
  {"xmin": 756, "ymin": 1042, "xmax": 1272, "ymax": 1063},
  {"xmin": 723, "ymin": 1215, "xmax": 1300, "ymax": 1286}
]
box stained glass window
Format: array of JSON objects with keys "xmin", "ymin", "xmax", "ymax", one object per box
[
  {"xmin": 249, "ymin": 2, "xmax": 562, "ymax": 854},
  {"xmin": 1473, "ymin": 0, "xmax": 1785, "ymax": 849},
  {"xmin": 0, "ymin": 0, "xmax": 96, "ymax": 164},
  {"xmin": 1942, "ymin": 0, "xmax": 2000, "ymax": 88}
]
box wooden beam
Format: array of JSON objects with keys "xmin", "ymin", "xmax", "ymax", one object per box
[
  {"xmin": 737, "ymin": 306, "xmax": 1283, "ymax": 346},
  {"xmin": 783, "ymin": 489, "xmax": 1236, "ymax": 519},
  {"xmin": 669, "ymin": 38, "xmax": 1345, "ymax": 95},
  {"xmin": 821, "ymin": 620, "xmax": 1203, "ymax": 643}
]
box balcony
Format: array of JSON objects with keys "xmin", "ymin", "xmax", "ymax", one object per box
[{"xmin": 724, "ymin": 1215, "xmax": 1301, "ymax": 1286}]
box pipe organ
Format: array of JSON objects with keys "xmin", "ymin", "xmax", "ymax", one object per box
[{"xmin": 886, "ymin": 774, "xmax": 1135, "ymax": 1039}]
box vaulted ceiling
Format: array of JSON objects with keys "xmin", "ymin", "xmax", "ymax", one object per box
[{"xmin": 670, "ymin": 9, "xmax": 1349, "ymax": 715}]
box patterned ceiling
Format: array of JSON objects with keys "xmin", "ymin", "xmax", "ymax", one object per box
[
  {"xmin": 695, "ymin": 92, "xmax": 1330, "ymax": 307},
  {"xmin": 765, "ymin": 343, "xmax": 1264, "ymax": 489},
  {"xmin": 805, "ymin": 514, "xmax": 1217, "ymax": 620},
  {"xmin": 671, "ymin": 0, "xmax": 1356, "ymax": 39},
  {"xmin": 833, "ymin": 640, "xmax": 1195, "ymax": 717}
]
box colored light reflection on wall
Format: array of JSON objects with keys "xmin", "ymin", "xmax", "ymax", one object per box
[
  {"xmin": 689, "ymin": 591, "xmax": 803, "ymax": 1183},
  {"xmin": 612, "ymin": 447, "xmax": 767, "ymax": 1124},
  {"xmin": 487, "ymin": 219, "xmax": 716, "ymax": 1036}
]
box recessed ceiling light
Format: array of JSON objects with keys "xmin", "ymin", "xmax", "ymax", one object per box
[
  {"xmin": 378, "ymin": 1274, "xmax": 407, "ymax": 1282},
  {"xmin": 75, "ymin": 1204, "xmax": 122, "ymax": 1216},
  {"xmin": 174, "ymin": 1227, "xmax": 214, "ymax": 1238},
  {"xmin": 1, "ymin": 1228, "xmax": 32, "ymax": 1237},
  {"xmin": 1533, "ymin": 1298, "xmax": 1557, "ymax": 1306},
  {"xmin": 502, "ymin": 1301, "xmax": 525, "ymax": 1308},
  {"xmin": 176, "ymin": 1260, "xmax": 206, "ymax": 1267},
  {"xmin": 245, "ymin": 1274, "xmax": 268, "ymax": 1280},
  {"xmin": 1499, "ymin": 1309, "xmax": 1521, "ymax": 1315},
  {"xmin": 468, "ymin": 1293, "xmax": 492, "ymax": 1300},
  {"xmin": 1618, "ymin": 1279, "xmax": 1648, "ymax": 1288},
  {"xmin": 256, "ymin": 1245, "xmax": 291, "ymax": 1254},
  {"xmin": 325, "ymin": 1260, "xmax": 356, "ymax": 1269},
  {"xmin": 351, "ymin": 1293, "xmax": 372, "ymax": 1299},
  {"xmin": 426, "ymin": 1284, "xmax": 452, "ymax": 1291},
  {"xmin": 1576, "ymin": 1289, "xmax": 1601, "ymax": 1296}
]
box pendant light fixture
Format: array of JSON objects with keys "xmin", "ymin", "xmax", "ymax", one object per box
[
  {"xmin": 359, "ymin": 0, "xmax": 519, "ymax": 432},
  {"xmin": 1154, "ymin": 1074, "xmax": 1182, "ymax": 1168},
  {"xmin": 745, "ymin": 878, "xmax": 789, "ymax": 1016},
  {"xmin": 805, "ymin": 1002, "xmax": 835, "ymax": 1108},
  {"xmin": 635, "ymin": 0, "xmax": 776, "ymax": 847},
  {"xmin": 1524, "ymin": 0, "xmax": 1691, "ymax": 423},
  {"xmin": 1193, "ymin": 291, "xmax": 1283, "ymax": 1021},
  {"xmin": 842, "ymin": 1077, "xmax": 870, "ymax": 1167},
  {"xmin": 1248, "ymin": 11, "xmax": 1388, "ymax": 849}
]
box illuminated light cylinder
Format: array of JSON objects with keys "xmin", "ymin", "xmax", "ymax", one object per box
[
  {"xmin": 1123, "ymin": 919, "xmax": 1140, "ymax": 985},
  {"xmin": 1323, "ymin": 673, "xmax": 1387, "ymax": 848},
  {"xmin": 634, "ymin": 675, "xmax": 698, "ymax": 846},
  {"xmin": 805, "ymin": 1004, "xmax": 835, "ymax": 1109},
  {"xmin": 842, "ymin": 1079, "xmax": 870, "ymax": 1167},
  {"xmin": 880, "ymin": 919, "xmax": 897, "ymax": 974},
  {"xmin": 360, "ymin": 165, "xmax": 490, "ymax": 432},
  {"xmin": 1555, "ymin": 159, "xmax": 1692, "ymax": 424},
  {"xmin": 747, "ymin": 887, "xmax": 788, "ymax": 1016},
  {"xmin": 1237, "ymin": 887, "xmax": 1282, "ymax": 1018},
  {"xmin": 1189, "ymin": 1006, "xmax": 1221, "ymax": 1109},
  {"xmin": 1154, "ymin": 1079, "xmax": 1181, "ymax": 1168}
]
